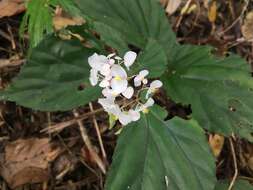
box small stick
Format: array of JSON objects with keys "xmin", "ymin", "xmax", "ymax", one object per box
[
  {"xmin": 228, "ymin": 137, "xmax": 238, "ymax": 190},
  {"xmin": 89, "ymin": 103, "xmax": 107, "ymax": 161},
  {"xmin": 73, "ymin": 110, "xmax": 106, "ymax": 174}
]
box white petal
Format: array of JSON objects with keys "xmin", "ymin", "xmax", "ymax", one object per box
[
  {"xmin": 99, "ymin": 79, "xmax": 110, "ymax": 88},
  {"xmin": 109, "ymin": 59, "xmax": 115, "ymax": 65},
  {"xmin": 150, "ymin": 80, "xmax": 163, "ymax": 89},
  {"xmin": 124, "ymin": 51, "xmax": 137, "ymax": 68},
  {"xmin": 89, "ymin": 69, "xmax": 98, "ymax": 86},
  {"xmin": 129, "ymin": 110, "xmax": 140, "ymax": 121},
  {"xmin": 139, "ymin": 70, "xmax": 149, "ymax": 78},
  {"xmin": 98, "ymin": 98, "xmax": 114, "ymax": 109},
  {"xmin": 111, "ymin": 65, "xmax": 127, "ymax": 78},
  {"xmin": 111, "ymin": 79, "xmax": 128, "ymax": 93},
  {"xmin": 145, "ymin": 98, "xmax": 155, "ymax": 107},
  {"xmin": 119, "ymin": 112, "xmax": 132, "ymax": 125},
  {"xmin": 134, "ymin": 76, "xmax": 142, "ymax": 87},
  {"xmin": 100, "ymin": 64, "xmax": 111, "ymax": 76},
  {"xmin": 88, "ymin": 53, "xmax": 107, "ymax": 70},
  {"xmin": 122, "ymin": 87, "xmax": 134, "ymax": 99}
]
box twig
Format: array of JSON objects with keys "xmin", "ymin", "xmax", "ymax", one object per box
[
  {"xmin": 41, "ymin": 108, "xmax": 104, "ymax": 133},
  {"xmin": 228, "ymin": 137, "xmax": 238, "ymax": 190},
  {"xmin": 89, "ymin": 103, "xmax": 107, "ymax": 161},
  {"xmin": 73, "ymin": 110, "xmax": 106, "ymax": 174},
  {"xmin": 218, "ymin": 0, "xmax": 249, "ymax": 36}
]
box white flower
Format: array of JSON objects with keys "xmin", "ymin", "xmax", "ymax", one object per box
[
  {"xmin": 89, "ymin": 68, "xmax": 98, "ymax": 86},
  {"xmin": 124, "ymin": 51, "xmax": 137, "ymax": 70},
  {"xmin": 118, "ymin": 109, "xmax": 140, "ymax": 126},
  {"xmin": 102, "ymin": 88, "xmax": 118, "ymax": 99},
  {"xmin": 146, "ymin": 80, "xmax": 163, "ymax": 99},
  {"xmin": 98, "ymin": 97, "xmax": 121, "ymax": 116},
  {"xmin": 110, "ymin": 65, "xmax": 128, "ymax": 94},
  {"xmin": 122, "ymin": 86, "xmax": 134, "ymax": 99},
  {"xmin": 134, "ymin": 70, "xmax": 149, "ymax": 87},
  {"xmin": 137, "ymin": 98, "xmax": 155, "ymax": 114},
  {"xmin": 88, "ymin": 53, "xmax": 108, "ymax": 71}
]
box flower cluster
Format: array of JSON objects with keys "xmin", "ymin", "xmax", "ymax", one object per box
[{"xmin": 88, "ymin": 51, "xmax": 163, "ymax": 126}]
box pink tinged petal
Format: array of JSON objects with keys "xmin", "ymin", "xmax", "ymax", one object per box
[
  {"xmin": 109, "ymin": 59, "xmax": 115, "ymax": 65},
  {"xmin": 99, "ymin": 79, "xmax": 110, "ymax": 88},
  {"xmin": 111, "ymin": 65, "xmax": 127, "ymax": 78},
  {"xmin": 129, "ymin": 110, "xmax": 140, "ymax": 121},
  {"xmin": 150, "ymin": 80, "xmax": 163, "ymax": 89},
  {"xmin": 134, "ymin": 76, "xmax": 142, "ymax": 87},
  {"xmin": 122, "ymin": 87, "xmax": 134, "ymax": 99},
  {"xmin": 89, "ymin": 69, "xmax": 98, "ymax": 86},
  {"xmin": 111, "ymin": 79, "xmax": 128, "ymax": 93},
  {"xmin": 124, "ymin": 51, "xmax": 137, "ymax": 69}
]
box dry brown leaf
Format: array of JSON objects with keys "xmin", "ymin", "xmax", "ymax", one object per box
[
  {"xmin": 242, "ymin": 11, "xmax": 253, "ymax": 41},
  {"xmin": 166, "ymin": 0, "xmax": 182, "ymax": 15},
  {"xmin": 53, "ymin": 16, "xmax": 84, "ymax": 31},
  {"xmin": 0, "ymin": 0, "xmax": 25, "ymax": 18},
  {"xmin": 0, "ymin": 138, "xmax": 62, "ymax": 189},
  {"xmin": 209, "ymin": 134, "xmax": 225, "ymax": 158},
  {"xmin": 208, "ymin": 1, "xmax": 217, "ymax": 23}
]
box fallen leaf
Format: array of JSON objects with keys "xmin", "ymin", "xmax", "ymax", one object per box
[
  {"xmin": 166, "ymin": 0, "xmax": 182, "ymax": 15},
  {"xmin": 242, "ymin": 11, "xmax": 253, "ymax": 41},
  {"xmin": 0, "ymin": 0, "xmax": 25, "ymax": 18},
  {"xmin": 208, "ymin": 1, "xmax": 217, "ymax": 23},
  {"xmin": 209, "ymin": 134, "xmax": 225, "ymax": 158},
  {"xmin": 0, "ymin": 138, "xmax": 62, "ymax": 189},
  {"xmin": 53, "ymin": 16, "xmax": 84, "ymax": 31}
]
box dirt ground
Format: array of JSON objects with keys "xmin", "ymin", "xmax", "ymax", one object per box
[{"xmin": 1, "ymin": 0, "xmax": 253, "ymax": 189}]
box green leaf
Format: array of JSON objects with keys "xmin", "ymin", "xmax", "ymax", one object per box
[
  {"xmin": 134, "ymin": 39, "xmax": 168, "ymax": 77},
  {"xmin": 20, "ymin": 0, "xmax": 53, "ymax": 48},
  {"xmin": 105, "ymin": 106, "xmax": 216, "ymax": 190},
  {"xmin": 76, "ymin": 0, "xmax": 177, "ymax": 59},
  {"xmin": 214, "ymin": 180, "xmax": 253, "ymax": 190},
  {"xmin": 162, "ymin": 45, "xmax": 253, "ymax": 138},
  {"xmin": 0, "ymin": 36, "xmax": 100, "ymax": 111}
]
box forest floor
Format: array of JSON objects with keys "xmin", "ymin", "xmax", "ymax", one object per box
[{"xmin": 1, "ymin": 0, "xmax": 253, "ymax": 189}]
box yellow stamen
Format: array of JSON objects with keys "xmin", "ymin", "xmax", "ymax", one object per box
[
  {"xmin": 142, "ymin": 108, "xmax": 149, "ymax": 114},
  {"xmin": 115, "ymin": 76, "xmax": 122, "ymax": 81}
]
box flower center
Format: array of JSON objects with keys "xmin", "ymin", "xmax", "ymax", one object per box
[
  {"xmin": 142, "ymin": 108, "xmax": 149, "ymax": 114},
  {"xmin": 115, "ymin": 76, "xmax": 122, "ymax": 81}
]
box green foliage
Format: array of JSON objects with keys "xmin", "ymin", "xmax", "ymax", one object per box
[
  {"xmin": 0, "ymin": 36, "xmax": 100, "ymax": 111},
  {"xmin": 162, "ymin": 45, "xmax": 253, "ymax": 140},
  {"xmin": 105, "ymin": 106, "xmax": 216, "ymax": 190},
  {"xmin": 214, "ymin": 180, "xmax": 253, "ymax": 190},
  {"xmin": 20, "ymin": 0, "xmax": 81, "ymax": 48},
  {"xmin": 76, "ymin": 0, "xmax": 178, "ymax": 66},
  {"xmin": 20, "ymin": 0, "xmax": 53, "ymax": 48}
]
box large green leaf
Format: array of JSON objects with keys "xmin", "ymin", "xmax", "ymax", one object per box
[
  {"xmin": 76, "ymin": 0, "xmax": 177, "ymax": 62},
  {"xmin": 105, "ymin": 106, "xmax": 216, "ymax": 190},
  {"xmin": 214, "ymin": 180, "xmax": 253, "ymax": 190},
  {"xmin": 162, "ymin": 45, "xmax": 253, "ymax": 139},
  {"xmin": 0, "ymin": 36, "xmax": 100, "ymax": 111}
]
